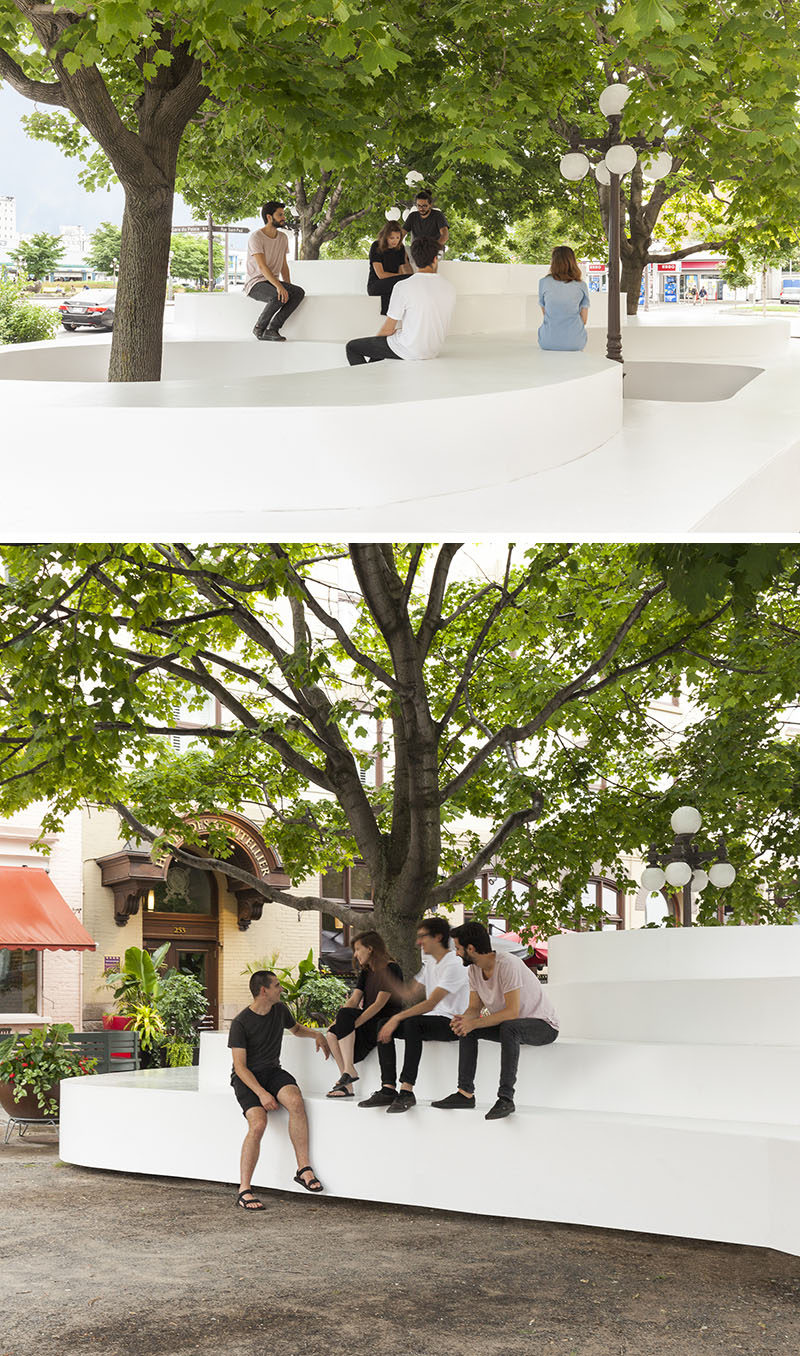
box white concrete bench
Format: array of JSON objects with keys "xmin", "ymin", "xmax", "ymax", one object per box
[
  {"xmin": 173, "ymin": 289, "xmax": 619, "ymax": 342},
  {"xmin": 0, "ymin": 334, "xmax": 623, "ymax": 528},
  {"xmin": 59, "ymin": 925, "xmax": 800, "ymax": 1256}
]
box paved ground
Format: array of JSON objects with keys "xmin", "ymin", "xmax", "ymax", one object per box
[{"xmin": 2, "ymin": 1131, "xmax": 799, "ymax": 1356}]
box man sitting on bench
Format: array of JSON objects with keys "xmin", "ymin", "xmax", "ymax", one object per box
[
  {"xmin": 432, "ymin": 921, "xmax": 559, "ymax": 1121},
  {"xmin": 345, "ymin": 237, "xmax": 456, "ymax": 365},
  {"xmin": 229, "ymin": 968, "xmax": 330, "ymax": 1210},
  {"xmin": 357, "ymin": 915, "xmax": 468, "ymax": 1111}
]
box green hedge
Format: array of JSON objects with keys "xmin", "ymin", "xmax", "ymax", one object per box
[{"xmin": 0, "ymin": 277, "xmax": 60, "ymax": 344}]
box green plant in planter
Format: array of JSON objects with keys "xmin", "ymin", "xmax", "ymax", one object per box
[
  {"xmin": 157, "ymin": 970, "xmax": 209, "ymax": 1067},
  {"xmin": 241, "ymin": 950, "xmax": 348, "ymax": 1024},
  {"xmin": 128, "ymin": 1002, "xmax": 165, "ymax": 1052},
  {"xmin": 0, "ymin": 1024, "xmax": 97, "ymax": 1115},
  {"xmin": 104, "ymin": 944, "xmax": 168, "ymax": 1014}
]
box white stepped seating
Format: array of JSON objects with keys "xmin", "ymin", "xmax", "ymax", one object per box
[
  {"xmin": 59, "ymin": 926, "xmax": 800, "ymax": 1256},
  {"xmin": 173, "ymin": 261, "xmax": 623, "ymax": 342}
]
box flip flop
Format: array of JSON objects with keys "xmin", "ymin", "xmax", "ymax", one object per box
[
  {"xmin": 294, "ymin": 1165, "xmax": 323, "ymax": 1193},
  {"xmin": 236, "ymin": 1190, "xmax": 265, "ymax": 1211}
]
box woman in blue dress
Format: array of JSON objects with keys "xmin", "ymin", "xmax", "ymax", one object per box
[{"xmin": 538, "ymin": 246, "xmax": 590, "ymax": 350}]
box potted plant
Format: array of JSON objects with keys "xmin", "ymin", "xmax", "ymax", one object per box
[
  {"xmin": 103, "ymin": 945, "xmax": 209, "ymax": 1067},
  {"xmin": 0, "ymin": 1023, "xmax": 97, "ymax": 1120},
  {"xmin": 242, "ymin": 950, "xmax": 349, "ymax": 1026}
]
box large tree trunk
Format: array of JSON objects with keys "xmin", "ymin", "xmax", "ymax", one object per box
[
  {"xmin": 109, "ymin": 180, "xmax": 175, "ymax": 382},
  {"xmin": 300, "ymin": 232, "xmax": 322, "ymax": 260},
  {"xmin": 621, "ymin": 258, "xmax": 646, "ymax": 315}
]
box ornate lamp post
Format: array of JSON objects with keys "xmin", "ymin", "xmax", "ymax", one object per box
[
  {"xmin": 640, "ymin": 805, "xmax": 737, "ymax": 928},
  {"xmin": 558, "ymin": 83, "xmax": 673, "ymax": 364}
]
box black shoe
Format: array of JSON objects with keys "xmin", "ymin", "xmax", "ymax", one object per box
[
  {"xmin": 431, "ymin": 1092, "xmax": 475, "ymax": 1110},
  {"xmin": 386, "ymin": 1090, "xmax": 416, "ymax": 1114},
  {"xmin": 253, "ymin": 325, "xmax": 267, "ymax": 339},
  {"xmin": 358, "ymin": 1088, "xmax": 397, "ymax": 1108},
  {"xmin": 485, "ymin": 1097, "xmax": 515, "ymax": 1120},
  {"xmin": 265, "ymin": 328, "xmax": 286, "ymax": 342}
]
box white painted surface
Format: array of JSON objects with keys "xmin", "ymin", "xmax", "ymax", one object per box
[
  {"xmin": 0, "ymin": 336, "xmax": 622, "ymax": 534},
  {"xmin": 174, "ymin": 287, "xmax": 615, "ymax": 340},
  {"xmin": 587, "ymin": 313, "xmax": 791, "ymax": 359},
  {"xmin": 59, "ymin": 927, "xmax": 800, "ymax": 1255},
  {"xmin": 0, "ymin": 266, "xmax": 797, "ymax": 534}
]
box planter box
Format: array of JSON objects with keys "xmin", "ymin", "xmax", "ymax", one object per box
[{"xmin": 0, "ymin": 1080, "xmax": 59, "ymax": 1120}]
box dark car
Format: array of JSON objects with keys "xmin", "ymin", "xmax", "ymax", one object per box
[{"xmin": 58, "ymin": 289, "xmax": 116, "ymax": 332}]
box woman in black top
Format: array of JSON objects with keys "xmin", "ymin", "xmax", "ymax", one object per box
[
  {"xmin": 326, "ymin": 930, "xmax": 403, "ymax": 1097},
  {"xmin": 367, "ymin": 221, "xmax": 411, "ymax": 315}
]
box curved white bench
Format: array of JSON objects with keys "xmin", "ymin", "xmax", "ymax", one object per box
[
  {"xmin": 586, "ymin": 312, "xmax": 791, "ymax": 360},
  {"xmin": 0, "ymin": 335, "xmax": 622, "ymax": 530},
  {"xmin": 173, "ymin": 287, "xmax": 620, "ymax": 341},
  {"xmin": 59, "ymin": 926, "xmax": 800, "ymax": 1256}
]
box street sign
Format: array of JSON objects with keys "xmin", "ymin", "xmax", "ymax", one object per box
[{"xmin": 172, "ymin": 224, "xmax": 249, "ymax": 233}]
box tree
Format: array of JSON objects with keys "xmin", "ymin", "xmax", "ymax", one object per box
[
  {"xmin": 168, "ymin": 234, "xmax": 223, "ymax": 287},
  {"xmin": 544, "ymin": 0, "xmax": 800, "ymax": 312},
  {"xmin": 85, "ymin": 222, "xmax": 122, "ymax": 276},
  {"xmin": 0, "ymin": 544, "xmax": 797, "ymax": 975},
  {"xmin": 0, "ymin": 2, "xmax": 410, "ymax": 380},
  {"xmin": 9, "ymin": 231, "xmax": 64, "ymax": 285}
]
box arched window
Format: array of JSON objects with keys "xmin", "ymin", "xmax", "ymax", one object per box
[{"xmin": 581, "ymin": 878, "xmax": 625, "ymax": 930}]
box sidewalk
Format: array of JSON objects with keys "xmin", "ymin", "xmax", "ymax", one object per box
[{"xmin": 2, "ymin": 1135, "xmax": 799, "ymax": 1356}]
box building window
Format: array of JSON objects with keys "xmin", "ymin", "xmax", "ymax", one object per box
[
  {"xmin": 320, "ymin": 863, "xmax": 373, "ymax": 954},
  {"xmin": 0, "ymin": 948, "xmax": 38, "ymax": 1013},
  {"xmin": 147, "ymin": 863, "xmax": 217, "ymax": 916},
  {"xmin": 321, "ymin": 863, "xmax": 372, "ymax": 908},
  {"xmin": 581, "ymin": 878, "xmax": 625, "ymax": 930}
]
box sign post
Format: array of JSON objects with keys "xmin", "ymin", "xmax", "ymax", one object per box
[{"xmin": 172, "ymin": 221, "xmax": 249, "ymax": 291}]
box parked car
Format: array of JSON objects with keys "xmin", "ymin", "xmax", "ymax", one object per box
[
  {"xmin": 780, "ymin": 279, "xmax": 800, "ymax": 305},
  {"xmin": 58, "ymin": 289, "xmax": 116, "ymax": 331}
]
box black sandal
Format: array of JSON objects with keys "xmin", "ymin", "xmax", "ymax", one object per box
[
  {"xmin": 236, "ymin": 1189, "xmax": 265, "ymax": 1211},
  {"xmin": 294, "ymin": 1166, "xmax": 323, "ymax": 1193},
  {"xmin": 327, "ymin": 1082, "xmax": 354, "ymax": 1097}
]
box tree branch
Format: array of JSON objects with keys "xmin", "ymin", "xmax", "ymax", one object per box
[
  {"xmin": 430, "ymin": 798, "xmax": 544, "ymax": 904},
  {"xmin": 111, "ymin": 802, "xmax": 365, "ymax": 923}
]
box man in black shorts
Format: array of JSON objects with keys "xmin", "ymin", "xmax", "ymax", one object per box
[{"xmin": 229, "ymin": 968, "xmax": 330, "ymax": 1210}]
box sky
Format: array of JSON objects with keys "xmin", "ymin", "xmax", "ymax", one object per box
[{"xmin": 0, "ymin": 86, "xmax": 259, "ymax": 238}]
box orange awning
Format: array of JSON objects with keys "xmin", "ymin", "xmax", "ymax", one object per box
[{"xmin": 0, "ymin": 866, "xmax": 96, "ymax": 951}]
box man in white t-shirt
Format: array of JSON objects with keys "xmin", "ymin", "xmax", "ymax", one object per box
[
  {"xmin": 345, "ymin": 237, "xmax": 456, "ymax": 365},
  {"xmin": 356, "ymin": 917, "xmax": 468, "ymax": 1111},
  {"xmin": 244, "ymin": 200, "xmax": 305, "ymax": 341},
  {"xmin": 432, "ymin": 920, "xmax": 559, "ymax": 1121}
]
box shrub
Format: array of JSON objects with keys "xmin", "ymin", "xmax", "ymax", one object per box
[
  {"xmin": 0, "ymin": 1024, "xmax": 96, "ymax": 1114},
  {"xmin": 0, "ymin": 276, "xmax": 60, "ymax": 345}
]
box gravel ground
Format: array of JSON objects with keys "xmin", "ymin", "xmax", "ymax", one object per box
[{"xmin": 2, "ymin": 1132, "xmax": 799, "ymax": 1356}]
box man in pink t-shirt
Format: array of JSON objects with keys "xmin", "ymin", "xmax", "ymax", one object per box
[{"xmin": 431, "ymin": 920, "xmax": 558, "ymax": 1120}]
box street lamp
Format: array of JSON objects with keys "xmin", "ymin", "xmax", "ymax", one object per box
[
  {"xmin": 640, "ymin": 805, "xmax": 736, "ymax": 928},
  {"xmin": 558, "ymin": 83, "xmax": 673, "ymax": 363}
]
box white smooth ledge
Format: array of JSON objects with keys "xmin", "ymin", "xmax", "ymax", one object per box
[
  {"xmin": 59, "ymin": 1035, "xmax": 800, "ymax": 1257},
  {"xmin": 0, "ymin": 336, "xmax": 623, "ymax": 523}
]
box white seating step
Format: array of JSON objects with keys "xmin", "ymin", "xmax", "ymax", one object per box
[{"xmin": 58, "ymin": 1066, "xmax": 800, "ymax": 1255}]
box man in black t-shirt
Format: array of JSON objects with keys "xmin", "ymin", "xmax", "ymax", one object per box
[
  {"xmin": 229, "ymin": 968, "xmax": 330, "ymax": 1210},
  {"xmin": 403, "ymin": 189, "xmax": 449, "ymax": 251}
]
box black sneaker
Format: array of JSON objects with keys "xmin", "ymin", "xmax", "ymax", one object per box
[
  {"xmin": 253, "ymin": 325, "xmax": 266, "ymax": 340},
  {"xmin": 265, "ymin": 328, "xmax": 287, "ymax": 342},
  {"xmin": 485, "ymin": 1097, "xmax": 515, "ymax": 1120},
  {"xmin": 431, "ymin": 1092, "xmax": 475, "ymax": 1110},
  {"xmin": 386, "ymin": 1090, "xmax": 416, "ymax": 1114},
  {"xmin": 358, "ymin": 1088, "xmax": 397, "ymax": 1108}
]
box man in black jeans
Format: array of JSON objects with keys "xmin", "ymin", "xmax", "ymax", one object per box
[
  {"xmin": 432, "ymin": 921, "xmax": 559, "ymax": 1121},
  {"xmin": 345, "ymin": 237, "xmax": 456, "ymax": 366},
  {"xmin": 357, "ymin": 916, "xmax": 468, "ymax": 1111},
  {"xmin": 244, "ymin": 201, "xmax": 305, "ymax": 341}
]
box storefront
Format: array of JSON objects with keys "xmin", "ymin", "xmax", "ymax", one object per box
[{"xmin": 657, "ymin": 258, "xmax": 727, "ymax": 302}]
